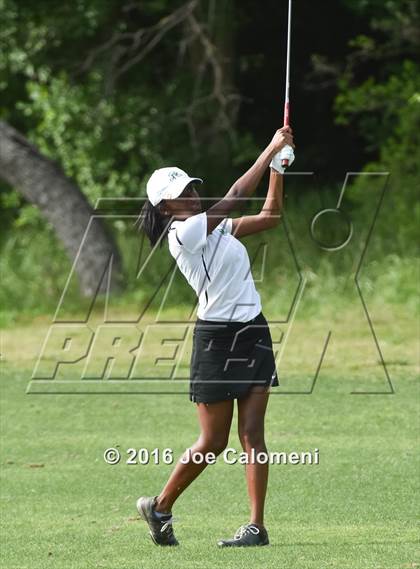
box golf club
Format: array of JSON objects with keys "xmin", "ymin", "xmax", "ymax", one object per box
[{"xmin": 282, "ymin": 0, "xmax": 292, "ymax": 168}]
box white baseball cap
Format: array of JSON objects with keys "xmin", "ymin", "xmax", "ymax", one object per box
[{"xmin": 146, "ymin": 167, "xmax": 203, "ymax": 207}]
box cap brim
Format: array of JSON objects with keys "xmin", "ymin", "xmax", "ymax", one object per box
[{"xmin": 162, "ymin": 176, "xmax": 203, "ymax": 201}]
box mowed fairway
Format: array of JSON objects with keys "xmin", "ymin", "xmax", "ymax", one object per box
[{"xmin": 1, "ymin": 304, "xmax": 419, "ymax": 569}]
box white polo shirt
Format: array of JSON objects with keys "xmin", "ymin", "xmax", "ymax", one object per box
[{"xmin": 167, "ymin": 212, "xmax": 262, "ymax": 322}]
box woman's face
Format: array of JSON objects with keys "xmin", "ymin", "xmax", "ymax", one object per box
[{"xmin": 159, "ymin": 182, "xmax": 202, "ymax": 220}]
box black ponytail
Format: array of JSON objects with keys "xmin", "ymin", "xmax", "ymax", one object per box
[{"xmin": 139, "ymin": 199, "xmax": 171, "ymax": 248}]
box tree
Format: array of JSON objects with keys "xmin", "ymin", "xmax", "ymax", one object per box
[
  {"xmin": 0, "ymin": 120, "xmax": 122, "ymax": 296},
  {"xmin": 308, "ymin": 0, "xmax": 420, "ymax": 251}
]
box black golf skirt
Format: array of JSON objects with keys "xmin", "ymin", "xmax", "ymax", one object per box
[{"xmin": 189, "ymin": 311, "xmax": 279, "ymax": 404}]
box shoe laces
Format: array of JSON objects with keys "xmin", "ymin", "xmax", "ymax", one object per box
[
  {"xmin": 234, "ymin": 524, "xmax": 260, "ymax": 539},
  {"xmin": 160, "ymin": 515, "xmax": 177, "ymax": 534}
]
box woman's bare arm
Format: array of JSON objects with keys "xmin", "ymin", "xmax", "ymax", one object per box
[
  {"xmin": 204, "ymin": 127, "xmax": 293, "ymax": 235},
  {"xmin": 231, "ymin": 169, "xmax": 284, "ymax": 239},
  {"xmin": 261, "ymin": 168, "xmax": 283, "ymax": 222}
]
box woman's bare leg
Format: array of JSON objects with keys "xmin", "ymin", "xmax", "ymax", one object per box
[
  {"xmin": 154, "ymin": 399, "xmax": 234, "ymax": 513},
  {"xmin": 237, "ymin": 385, "xmax": 271, "ymax": 527}
]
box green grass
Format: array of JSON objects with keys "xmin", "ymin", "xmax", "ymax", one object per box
[{"xmin": 1, "ymin": 304, "xmax": 419, "ymax": 569}]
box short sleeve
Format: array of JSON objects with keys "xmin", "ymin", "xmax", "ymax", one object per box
[{"xmin": 170, "ymin": 212, "xmax": 208, "ymax": 254}]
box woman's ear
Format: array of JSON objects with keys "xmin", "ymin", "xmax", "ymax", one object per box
[{"xmin": 158, "ymin": 200, "xmax": 170, "ymax": 217}]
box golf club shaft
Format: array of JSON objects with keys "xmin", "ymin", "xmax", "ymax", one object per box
[{"xmin": 282, "ymin": 0, "xmax": 292, "ymax": 167}]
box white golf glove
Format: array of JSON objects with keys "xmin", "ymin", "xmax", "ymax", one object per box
[{"xmin": 270, "ymin": 145, "xmax": 295, "ymax": 174}]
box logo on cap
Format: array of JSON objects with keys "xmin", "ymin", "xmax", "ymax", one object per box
[{"xmin": 169, "ymin": 171, "xmax": 182, "ymax": 182}]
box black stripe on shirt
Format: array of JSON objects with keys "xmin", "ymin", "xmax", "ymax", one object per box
[
  {"xmin": 175, "ymin": 230, "xmax": 183, "ymax": 246},
  {"xmin": 201, "ymin": 253, "xmax": 211, "ymax": 307},
  {"xmin": 169, "ymin": 227, "xmax": 183, "ymax": 246},
  {"xmin": 201, "ymin": 253, "xmax": 211, "ymax": 282}
]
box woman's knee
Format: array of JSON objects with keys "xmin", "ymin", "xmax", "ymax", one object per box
[
  {"xmin": 238, "ymin": 424, "xmax": 266, "ymax": 450},
  {"xmin": 197, "ymin": 433, "xmax": 229, "ymax": 455}
]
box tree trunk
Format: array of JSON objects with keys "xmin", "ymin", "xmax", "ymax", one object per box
[
  {"xmin": 206, "ymin": 0, "xmax": 237, "ymax": 169},
  {"xmin": 0, "ymin": 120, "xmax": 123, "ymax": 297}
]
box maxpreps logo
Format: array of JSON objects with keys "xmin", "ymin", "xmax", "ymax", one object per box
[{"xmin": 27, "ymin": 171, "xmax": 394, "ymax": 395}]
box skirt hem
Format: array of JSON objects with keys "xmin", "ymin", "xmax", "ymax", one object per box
[{"xmin": 190, "ymin": 381, "xmax": 279, "ymax": 404}]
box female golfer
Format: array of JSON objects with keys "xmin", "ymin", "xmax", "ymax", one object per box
[{"xmin": 136, "ymin": 125, "xmax": 294, "ymax": 547}]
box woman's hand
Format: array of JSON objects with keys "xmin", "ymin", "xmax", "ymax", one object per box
[
  {"xmin": 216, "ymin": 125, "xmax": 294, "ymax": 213},
  {"xmin": 269, "ymin": 126, "xmax": 294, "ymax": 153}
]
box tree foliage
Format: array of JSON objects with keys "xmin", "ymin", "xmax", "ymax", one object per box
[
  {"xmin": 330, "ymin": 0, "xmax": 420, "ymax": 249},
  {"xmin": 0, "ymin": 0, "xmax": 418, "ymax": 314}
]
